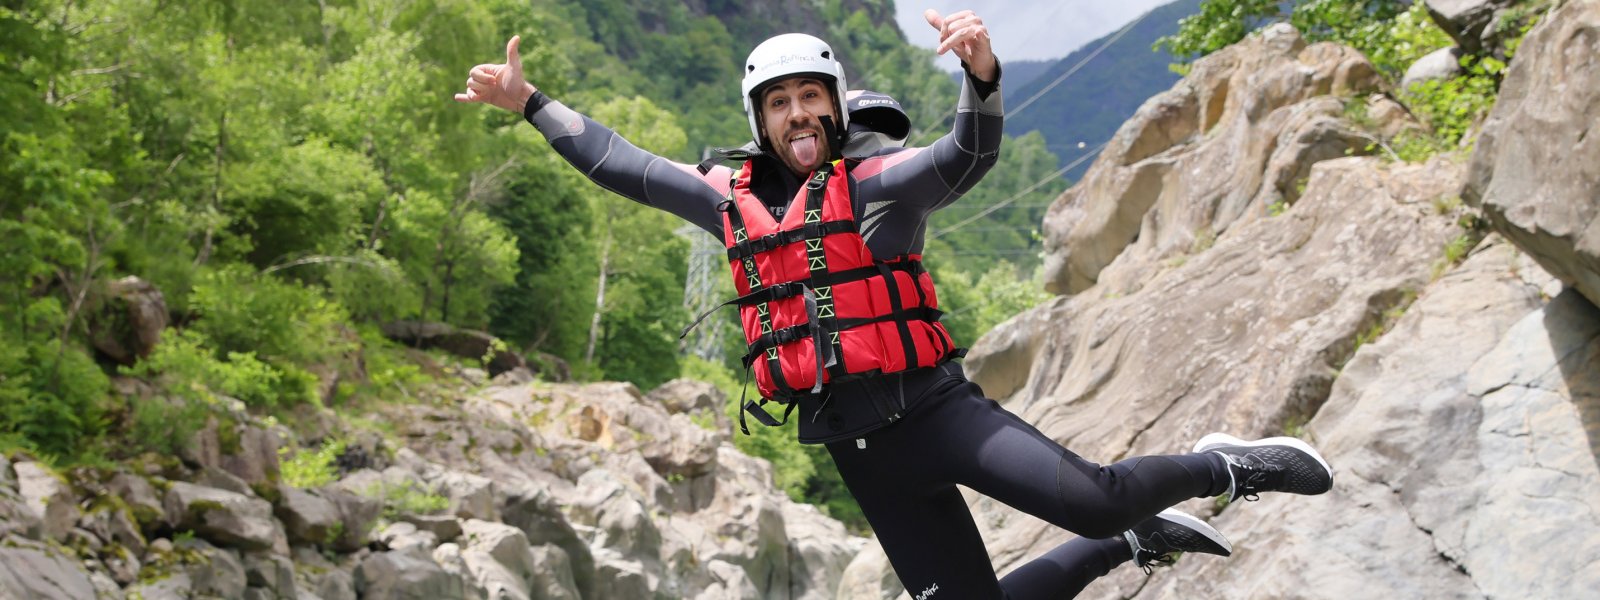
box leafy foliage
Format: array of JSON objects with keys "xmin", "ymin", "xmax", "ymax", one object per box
[
  {"xmin": 280, "ymin": 439, "xmax": 347, "ymax": 489},
  {"xmin": 1160, "ymin": 0, "xmax": 1542, "ymax": 165},
  {"xmin": 1, "ymin": 0, "xmax": 1053, "ymax": 534}
]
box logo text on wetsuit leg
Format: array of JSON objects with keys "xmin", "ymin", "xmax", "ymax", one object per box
[{"xmin": 915, "ymin": 583, "xmax": 939, "ymax": 599}]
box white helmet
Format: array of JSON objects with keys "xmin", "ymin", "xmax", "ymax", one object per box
[{"xmin": 741, "ymin": 33, "xmax": 849, "ymax": 150}]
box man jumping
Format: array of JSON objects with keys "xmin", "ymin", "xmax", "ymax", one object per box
[{"xmin": 456, "ymin": 9, "xmax": 1334, "ymax": 598}]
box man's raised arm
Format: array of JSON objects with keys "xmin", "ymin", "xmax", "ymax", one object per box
[
  {"xmin": 454, "ymin": 36, "xmax": 730, "ymax": 237},
  {"xmin": 864, "ymin": 10, "xmax": 1004, "ymax": 212}
]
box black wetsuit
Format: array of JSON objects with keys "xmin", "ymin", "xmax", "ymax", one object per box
[{"xmin": 526, "ymin": 68, "xmax": 1231, "ymax": 599}]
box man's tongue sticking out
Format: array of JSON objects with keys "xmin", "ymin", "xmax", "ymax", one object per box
[{"xmin": 790, "ymin": 134, "xmax": 819, "ymax": 169}]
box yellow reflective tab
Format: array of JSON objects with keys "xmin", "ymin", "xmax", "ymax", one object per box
[
  {"xmin": 766, "ymin": 348, "xmax": 779, "ymax": 360},
  {"xmin": 809, "ymin": 256, "xmax": 826, "ymax": 270},
  {"xmin": 734, "ymin": 230, "xmax": 747, "ymax": 243},
  {"xmin": 806, "ymin": 238, "xmax": 823, "ymax": 252},
  {"xmin": 815, "ymin": 286, "xmax": 831, "ymax": 300},
  {"xmin": 805, "ymin": 209, "xmax": 822, "ymax": 223},
  {"xmin": 818, "ymin": 305, "xmax": 835, "ymax": 318}
]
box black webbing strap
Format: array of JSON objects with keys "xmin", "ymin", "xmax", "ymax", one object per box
[
  {"xmin": 726, "ymin": 221, "xmax": 856, "ymax": 261},
  {"xmin": 899, "ymin": 260, "xmax": 953, "ymax": 358},
  {"xmin": 679, "ymin": 281, "xmax": 807, "ymax": 340},
  {"xmin": 832, "ymin": 307, "xmax": 945, "ymax": 331},
  {"xmin": 876, "ymin": 263, "xmax": 921, "ymax": 370},
  {"xmin": 801, "ymin": 162, "xmax": 844, "ymax": 385},
  {"xmin": 722, "ymin": 192, "xmax": 797, "ymax": 399}
]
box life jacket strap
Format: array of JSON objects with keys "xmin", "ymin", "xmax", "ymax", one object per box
[{"xmin": 726, "ymin": 220, "xmax": 856, "ymax": 261}]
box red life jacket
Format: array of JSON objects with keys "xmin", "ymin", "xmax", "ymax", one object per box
[{"xmin": 711, "ymin": 159, "xmax": 960, "ymax": 429}]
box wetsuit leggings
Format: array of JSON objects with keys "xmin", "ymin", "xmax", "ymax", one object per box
[{"xmin": 826, "ymin": 376, "xmax": 1231, "ymax": 600}]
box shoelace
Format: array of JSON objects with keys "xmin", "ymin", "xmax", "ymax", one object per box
[
  {"xmin": 1221, "ymin": 452, "xmax": 1282, "ymax": 502},
  {"xmin": 1129, "ymin": 531, "xmax": 1178, "ymax": 575},
  {"xmin": 1137, "ymin": 551, "xmax": 1176, "ymax": 575}
]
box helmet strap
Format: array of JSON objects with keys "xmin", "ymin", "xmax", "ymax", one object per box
[{"xmin": 818, "ymin": 115, "xmax": 844, "ymax": 161}]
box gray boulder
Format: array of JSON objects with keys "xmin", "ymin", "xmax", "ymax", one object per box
[
  {"xmin": 178, "ymin": 537, "xmax": 248, "ymax": 599},
  {"xmin": 243, "ymin": 551, "xmax": 297, "ymax": 599},
  {"xmin": 457, "ymin": 519, "xmax": 537, "ymax": 600},
  {"xmin": 432, "ymin": 471, "xmax": 498, "ymax": 521},
  {"xmin": 1424, "ymin": 0, "xmax": 1517, "ymax": 54},
  {"xmin": 0, "ymin": 537, "xmax": 97, "ymax": 600},
  {"xmin": 590, "ymin": 549, "xmax": 653, "ymax": 599},
  {"xmin": 529, "ymin": 544, "xmax": 582, "ymax": 600},
  {"xmin": 646, "ymin": 378, "xmax": 734, "ymax": 441},
  {"xmin": 380, "ymin": 320, "xmax": 526, "ymax": 377},
  {"xmin": 783, "ymin": 502, "xmax": 866, "ymax": 600},
  {"xmin": 323, "ymin": 487, "xmax": 380, "ymax": 552},
  {"xmin": 501, "ymin": 483, "xmax": 593, "ymax": 598},
  {"xmin": 569, "ymin": 468, "xmax": 662, "ymax": 559},
  {"xmin": 196, "ymin": 463, "xmax": 254, "ymax": 496},
  {"xmin": 1400, "ymin": 45, "xmax": 1464, "ymax": 91},
  {"xmin": 127, "ymin": 571, "xmax": 193, "ymax": 600},
  {"xmin": 1464, "ymin": 0, "xmax": 1600, "ymax": 310},
  {"xmin": 78, "ymin": 500, "xmax": 147, "ymax": 558},
  {"xmin": 163, "ymin": 481, "xmax": 288, "ymax": 553},
  {"xmin": 398, "ymin": 513, "xmax": 463, "ymax": 543},
  {"xmin": 376, "ymin": 521, "xmax": 438, "ymax": 552},
  {"xmin": 273, "ymin": 485, "xmax": 340, "ymax": 546},
  {"xmin": 14, "ymin": 461, "xmax": 79, "ymax": 541},
  {"xmin": 219, "ymin": 424, "xmax": 282, "ymax": 488},
  {"xmin": 0, "ymin": 482, "xmax": 42, "ymax": 541},
  {"xmin": 354, "ymin": 545, "xmax": 467, "ymax": 600},
  {"xmin": 88, "ymin": 275, "xmax": 168, "ymax": 366},
  {"xmin": 835, "ymin": 539, "xmax": 903, "ymax": 600},
  {"xmin": 106, "ymin": 472, "xmax": 164, "ymax": 529}
]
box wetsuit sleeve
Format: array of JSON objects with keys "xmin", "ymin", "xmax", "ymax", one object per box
[
  {"xmin": 526, "ymin": 100, "xmax": 730, "ymax": 239},
  {"xmin": 856, "ymin": 64, "xmax": 1004, "ymax": 213}
]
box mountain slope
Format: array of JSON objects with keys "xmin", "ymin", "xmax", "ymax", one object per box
[{"xmin": 1003, "ymin": 0, "xmax": 1200, "ymax": 179}]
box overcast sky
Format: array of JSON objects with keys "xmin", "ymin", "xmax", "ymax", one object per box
[{"xmin": 894, "ymin": 0, "xmax": 1176, "ymax": 70}]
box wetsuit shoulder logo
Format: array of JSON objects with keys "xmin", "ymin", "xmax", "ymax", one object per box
[{"xmin": 914, "ymin": 583, "xmax": 939, "ymax": 599}]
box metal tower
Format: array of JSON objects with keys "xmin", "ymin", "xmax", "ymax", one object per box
[{"xmin": 677, "ymin": 223, "xmax": 727, "ymax": 363}]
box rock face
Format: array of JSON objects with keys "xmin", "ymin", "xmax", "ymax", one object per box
[
  {"xmin": 1132, "ymin": 240, "xmax": 1597, "ymax": 598},
  {"xmin": 1464, "ymin": 0, "xmax": 1600, "ymax": 311},
  {"xmin": 1424, "ymin": 0, "xmax": 1519, "ymax": 54},
  {"xmin": 876, "ymin": 15, "xmax": 1600, "ymax": 600},
  {"xmin": 0, "ymin": 537, "xmax": 96, "ymax": 600},
  {"xmin": 88, "ymin": 275, "xmax": 169, "ymax": 366},
  {"xmin": 1040, "ymin": 24, "xmax": 1388, "ymax": 296}
]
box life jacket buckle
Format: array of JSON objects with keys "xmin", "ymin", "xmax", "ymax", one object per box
[
  {"xmin": 757, "ymin": 232, "xmax": 781, "ymax": 251},
  {"xmin": 806, "ymin": 170, "xmax": 828, "ymax": 190}
]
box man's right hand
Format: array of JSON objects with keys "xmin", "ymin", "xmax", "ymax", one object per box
[{"xmin": 454, "ymin": 35, "xmax": 535, "ymax": 114}]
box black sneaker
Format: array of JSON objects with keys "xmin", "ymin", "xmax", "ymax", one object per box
[
  {"xmin": 1194, "ymin": 433, "xmax": 1334, "ymax": 502},
  {"xmin": 1124, "ymin": 509, "xmax": 1233, "ymax": 574}
]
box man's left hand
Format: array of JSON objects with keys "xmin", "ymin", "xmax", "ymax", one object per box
[{"xmin": 925, "ymin": 9, "xmax": 997, "ymax": 83}]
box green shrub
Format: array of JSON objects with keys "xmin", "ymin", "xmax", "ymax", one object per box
[
  {"xmin": 279, "ymin": 439, "xmax": 346, "ymax": 489},
  {"xmin": 188, "ymin": 264, "xmax": 352, "ymax": 367},
  {"xmin": 360, "ymin": 480, "xmax": 450, "ymax": 518},
  {"xmin": 0, "ymin": 334, "xmax": 111, "ymax": 461},
  {"xmin": 122, "ymin": 329, "xmax": 292, "ymax": 410},
  {"xmin": 1398, "ymin": 56, "xmax": 1505, "ymax": 157}
]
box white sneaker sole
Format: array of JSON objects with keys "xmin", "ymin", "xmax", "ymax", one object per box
[
  {"xmin": 1192, "ymin": 432, "xmax": 1334, "ymax": 478},
  {"xmin": 1155, "ymin": 508, "xmax": 1233, "ymax": 555}
]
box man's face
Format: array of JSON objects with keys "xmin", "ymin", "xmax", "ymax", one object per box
[{"xmin": 759, "ymin": 77, "xmax": 836, "ymax": 176}]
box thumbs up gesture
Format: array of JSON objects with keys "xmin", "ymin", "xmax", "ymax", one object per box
[
  {"xmin": 454, "ymin": 35, "xmax": 536, "ymax": 113},
  {"xmin": 925, "ymin": 9, "xmax": 997, "ymax": 83}
]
